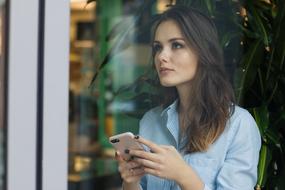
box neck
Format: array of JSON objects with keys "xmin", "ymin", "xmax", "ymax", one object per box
[
  {"xmin": 177, "ymin": 85, "xmax": 191, "ymax": 114},
  {"xmin": 177, "ymin": 89, "xmax": 191, "ymax": 132}
]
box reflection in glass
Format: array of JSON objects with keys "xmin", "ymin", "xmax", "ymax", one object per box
[
  {"xmin": 68, "ymin": 0, "xmax": 243, "ymax": 190},
  {"xmin": 0, "ymin": 0, "xmax": 6, "ymax": 189},
  {"xmin": 68, "ymin": 1, "xmax": 156, "ymax": 189}
]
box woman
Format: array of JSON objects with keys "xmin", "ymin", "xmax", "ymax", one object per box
[{"xmin": 116, "ymin": 6, "xmax": 261, "ymax": 190}]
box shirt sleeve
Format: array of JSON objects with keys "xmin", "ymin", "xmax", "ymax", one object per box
[
  {"xmin": 204, "ymin": 184, "xmax": 212, "ymax": 190},
  {"xmin": 139, "ymin": 175, "xmax": 147, "ymax": 190},
  {"xmin": 215, "ymin": 110, "xmax": 261, "ymax": 190}
]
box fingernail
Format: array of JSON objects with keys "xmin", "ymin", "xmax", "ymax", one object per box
[
  {"xmin": 124, "ymin": 149, "xmax": 130, "ymax": 154},
  {"xmin": 134, "ymin": 135, "xmax": 139, "ymax": 139}
]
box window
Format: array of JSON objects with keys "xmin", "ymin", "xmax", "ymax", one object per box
[
  {"xmin": 68, "ymin": 1, "xmax": 243, "ymax": 189},
  {"xmin": 68, "ymin": 0, "xmax": 169, "ymax": 189}
]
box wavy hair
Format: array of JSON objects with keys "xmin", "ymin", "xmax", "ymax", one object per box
[{"xmin": 152, "ymin": 6, "xmax": 235, "ymax": 153}]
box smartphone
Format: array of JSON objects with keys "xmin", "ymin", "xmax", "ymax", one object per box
[{"xmin": 109, "ymin": 132, "xmax": 144, "ymax": 160}]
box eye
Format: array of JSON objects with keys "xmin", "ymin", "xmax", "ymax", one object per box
[
  {"xmin": 172, "ymin": 42, "xmax": 184, "ymax": 49},
  {"xmin": 152, "ymin": 43, "xmax": 162, "ymax": 54}
]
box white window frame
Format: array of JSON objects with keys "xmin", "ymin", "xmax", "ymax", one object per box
[
  {"xmin": 7, "ymin": 0, "xmax": 39, "ymax": 189},
  {"xmin": 42, "ymin": 0, "xmax": 69, "ymax": 190},
  {"xmin": 7, "ymin": 0, "xmax": 69, "ymax": 190}
]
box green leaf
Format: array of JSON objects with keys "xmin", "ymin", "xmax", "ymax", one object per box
[
  {"xmin": 89, "ymin": 0, "xmax": 158, "ymax": 86},
  {"xmin": 221, "ymin": 32, "xmax": 240, "ymax": 48},
  {"xmin": 235, "ymin": 40, "xmax": 264, "ymax": 104},
  {"xmin": 205, "ymin": 0, "xmax": 215, "ymax": 16},
  {"xmin": 272, "ymin": 15, "xmax": 285, "ymax": 72},
  {"xmin": 257, "ymin": 144, "xmax": 272, "ymax": 187},
  {"xmin": 273, "ymin": 0, "xmax": 285, "ymax": 30},
  {"xmin": 250, "ymin": 4, "xmax": 270, "ymax": 46},
  {"xmin": 255, "ymin": 1, "xmax": 272, "ymax": 12},
  {"xmin": 237, "ymin": 23, "xmax": 260, "ymax": 39},
  {"xmin": 265, "ymin": 128, "xmax": 281, "ymax": 146},
  {"xmin": 272, "ymin": 110, "xmax": 285, "ymax": 130},
  {"xmin": 253, "ymin": 105, "xmax": 269, "ymax": 137}
]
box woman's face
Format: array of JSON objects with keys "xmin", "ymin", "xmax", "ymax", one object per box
[{"xmin": 153, "ymin": 20, "xmax": 198, "ymax": 88}]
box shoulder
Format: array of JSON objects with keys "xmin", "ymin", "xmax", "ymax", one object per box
[
  {"xmin": 231, "ymin": 105, "xmax": 254, "ymax": 121},
  {"xmin": 229, "ymin": 105, "xmax": 258, "ymax": 130},
  {"xmin": 139, "ymin": 106, "xmax": 163, "ymax": 125},
  {"xmin": 226, "ymin": 105, "xmax": 261, "ymax": 150}
]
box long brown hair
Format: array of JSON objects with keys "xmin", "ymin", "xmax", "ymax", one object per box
[{"xmin": 152, "ymin": 6, "xmax": 235, "ymax": 153}]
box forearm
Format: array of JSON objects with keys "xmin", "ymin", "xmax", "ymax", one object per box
[
  {"xmin": 122, "ymin": 181, "xmax": 141, "ymax": 190},
  {"xmin": 176, "ymin": 164, "xmax": 204, "ymax": 190}
]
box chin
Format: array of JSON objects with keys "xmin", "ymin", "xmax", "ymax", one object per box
[{"xmin": 160, "ymin": 81, "xmax": 176, "ymax": 87}]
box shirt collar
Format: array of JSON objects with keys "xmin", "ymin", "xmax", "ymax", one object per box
[
  {"xmin": 160, "ymin": 99, "xmax": 179, "ymax": 117},
  {"xmin": 160, "ymin": 99, "xmax": 180, "ymax": 147}
]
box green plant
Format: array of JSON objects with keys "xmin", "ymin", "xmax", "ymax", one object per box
[
  {"xmin": 87, "ymin": 0, "xmax": 285, "ymax": 189},
  {"xmin": 233, "ymin": 1, "xmax": 285, "ymax": 189}
]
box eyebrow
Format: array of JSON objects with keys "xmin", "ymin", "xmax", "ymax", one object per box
[{"xmin": 153, "ymin": 37, "xmax": 185, "ymax": 44}]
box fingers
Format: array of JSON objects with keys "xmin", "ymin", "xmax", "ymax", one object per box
[
  {"xmin": 118, "ymin": 159, "xmax": 144, "ymax": 174},
  {"xmin": 143, "ymin": 167, "xmax": 163, "ymax": 178},
  {"xmin": 160, "ymin": 145, "xmax": 176, "ymax": 150},
  {"xmin": 129, "ymin": 149, "xmax": 160, "ymax": 163},
  {"xmin": 116, "ymin": 149, "xmax": 145, "ymax": 183},
  {"xmin": 134, "ymin": 157, "xmax": 160, "ymax": 170},
  {"xmin": 119, "ymin": 162, "xmax": 145, "ymax": 183},
  {"xmin": 118, "ymin": 160, "xmax": 139, "ymax": 172},
  {"xmin": 115, "ymin": 151, "xmax": 124, "ymax": 163},
  {"xmin": 122, "ymin": 170, "xmax": 145, "ymax": 183},
  {"xmin": 134, "ymin": 136, "xmax": 162, "ymax": 153},
  {"xmin": 127, "ymin": 167, "xmax": 145, "ymax": 177}
]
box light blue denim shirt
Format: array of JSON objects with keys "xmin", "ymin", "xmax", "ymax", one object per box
[{"xmin": 139, "ymin": 100, "xmax": 261, "ymax": 190}]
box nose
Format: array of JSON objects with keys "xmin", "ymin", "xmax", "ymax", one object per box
[{"xmin": 157, "ymin": 48, "xmax": 169, "ymax": 63}]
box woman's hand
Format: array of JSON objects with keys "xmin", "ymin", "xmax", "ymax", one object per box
[
  {"xmin": 129, "ymin": 136, "xmax": 204, "ymax": 190},
  {"xmin": 115, "ymin": 151, "xmax": 145, "ymax": 184},
  {"xmin": 128, "ymin": 136, "xmax": 187, "ymax": 181}
]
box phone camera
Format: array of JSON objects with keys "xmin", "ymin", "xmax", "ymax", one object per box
[{"xmin": 111, "ymin": 138, "xmax": 120, "ymax": 143}]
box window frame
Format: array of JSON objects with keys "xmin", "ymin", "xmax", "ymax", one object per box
[{"xmin": 6, "ymin": 0, "xmax": 69, "ymax": 190}]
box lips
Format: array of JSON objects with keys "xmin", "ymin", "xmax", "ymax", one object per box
[{"xmin": 159, "ymin": 67, "xmax": 174, "ymax": 74}]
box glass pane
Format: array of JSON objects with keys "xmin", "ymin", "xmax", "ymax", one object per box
[
  {"xmin": 68, "ymin": 0, "xmax": 157, "ymax": 189},
  {"xmin": 68, "ymin": 1, "xmax": 243, "ymax": 190},
  {"xmin": 0, "ymin": 0, "xmax": 7, "ymax": 189}
]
